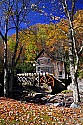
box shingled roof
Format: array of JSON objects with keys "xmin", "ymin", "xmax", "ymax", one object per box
[{"xmin": 35, "ymin": 49, "xmax": 63, "ymax": 61}]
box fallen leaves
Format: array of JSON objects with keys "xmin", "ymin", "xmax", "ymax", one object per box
[{"xmin": 0, "ymin": 97, "xmax": 83, "ymax": 125}]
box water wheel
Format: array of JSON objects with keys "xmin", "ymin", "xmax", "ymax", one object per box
[{"xmin": 39, "ymin": 74, "xmax": 54, "ymax": 87}]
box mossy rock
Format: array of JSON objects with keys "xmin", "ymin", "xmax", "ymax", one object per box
[{"xmin": 61, "ymin": 90, "xmax": 72, "ymax": 94}]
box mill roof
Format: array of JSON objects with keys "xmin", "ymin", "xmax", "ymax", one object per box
[{"xmin": 35, "ymin": 49, "xmax": 63, "ymax": 61}]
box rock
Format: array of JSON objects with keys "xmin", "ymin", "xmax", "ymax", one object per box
[
  {"xmin": 53, "ymin": 103, "xmax": 60, "ymax": 106},
  {"xmin": 41, "ymin": 97, "xmax": 47, "ymax": 101},
  {"xmin": 45, "ymin": 103, "xmax": 54, "ymax": 106},
  {"xmin": 34, "ymin": 93, "xmax": 44, "ymax": 98},
  {"xmin": 70, "ymin": 102, "xmax": 80, "ymax": 108},
  {"xmin": 41, "ymin": 97, "xmax": 47, "ymax": 104}
]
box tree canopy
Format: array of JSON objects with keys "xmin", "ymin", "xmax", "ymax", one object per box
[{"xmin": 8, "ymin": 9, "xmax": 83, "ymax": 63}]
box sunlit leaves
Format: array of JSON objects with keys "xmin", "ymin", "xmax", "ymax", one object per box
[
  {"xmin": 31, "ymin": 4, "xmax": 38, "ymax": 11},
  {"xmin": 37, "ymin": 24, "xmax": 48, "ymax": 42},
  {"xmin": 8, "ymin": 9, "xmax": 83, "ymax": 63},
  {"xmin": 8, "ymin": 37, "xmax": 16, "ymax": 53}
]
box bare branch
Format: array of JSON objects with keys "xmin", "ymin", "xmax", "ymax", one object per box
[
  {"xmin": 71, "ymin": 0, "xmax": 75, "ymax": 20},
  {"xmin": 0, "ymin": 30, "xmax": 5, "ymax": 40},
  {"xmin": 61, "ymin": 0, "xmax": 69, "ymax": 18},
  {"xmin": 78, "ymin": 44, "xmax": 83, "ymax": 56}
]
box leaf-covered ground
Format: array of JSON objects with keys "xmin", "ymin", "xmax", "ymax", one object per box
[{"xmin": 0, "ymin": 97, "xmax": 83, "ymax": 125}]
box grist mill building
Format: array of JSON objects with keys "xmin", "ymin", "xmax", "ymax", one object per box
[{"xmin": 35, "ymin": 49, "xmax": 66, "ymax": 79}]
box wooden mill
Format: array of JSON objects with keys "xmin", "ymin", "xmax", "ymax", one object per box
[{"xmin": 17, "ymin": 49, "xmax": 70, "ymax": 93}]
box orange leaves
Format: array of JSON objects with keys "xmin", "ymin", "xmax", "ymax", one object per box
[
  {"xmin": 56, "ymin": 19, "xmax": 68, "ymax": 34},
  {"xmin": 73, "ymin": 10, "xmax": 83, "ymax": 34},
  {"xmin": 0, "ymin": 97, "xmax": 83, "ymax": 124}
]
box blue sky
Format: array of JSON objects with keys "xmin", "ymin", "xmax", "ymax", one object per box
[
  {"xmin": 8, "ymin": 0, "xmax": 83, "ymax": 36},
  {"xmin": 28, "ymin": 0, "xmax": 83, "ymax": 25}
]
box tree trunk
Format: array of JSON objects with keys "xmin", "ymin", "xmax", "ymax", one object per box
[
  {"xmin": 9, "ymin": 68, "xmax": 14, "ymax": 98},
  {"xmin": 75, "ymin": 72, "xmax": 80, "ymax": 102},
  {"xmin": 9, "ymin": 5, "xmax": 19, "ymax": 98},
  {"xmin": 61, "ymin": 0, "xmax": 81, "ymax": 105},
  {"xmin": 68, "ymin": 29, "xmax": 80, "ymax": 103},
  {"xmin": 4, "ymin": 19, "xmax": 8, "ymax": 97}
]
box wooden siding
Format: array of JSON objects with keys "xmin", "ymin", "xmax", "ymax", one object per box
[{"xmin": 36, "ymin": 50, "xmax": 65, "ymax": 79}]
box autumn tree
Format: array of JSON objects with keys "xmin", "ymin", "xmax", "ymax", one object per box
[
  {"xmin": 0, "ymin": 0, "xmax": 42, "ymax": 97},
  {"xmin": 0, "ymin": 0, "xmax": 10, "ymax": 97},
  {"xmin": 38, "ymin": 0, "xmax": 83, "ymax": 105},
  {"xmin": 46, "ymin": 0, "xmax": 83, "ymax": 105},
  {"xmin": 59, "ymin": 0, "xmax": 83, "ymax": 107}
]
